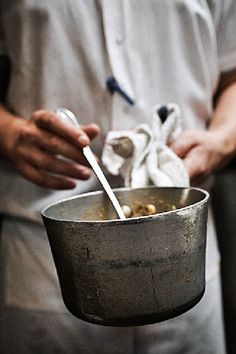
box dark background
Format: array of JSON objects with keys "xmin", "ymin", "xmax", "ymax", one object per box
[{"xmin": 212, "ymin": 157, "xmax": 236, "ymax": 354}]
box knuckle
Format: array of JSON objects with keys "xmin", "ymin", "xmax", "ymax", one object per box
[
  {"xmin": 21, "ymin": 125, "xmax": 31, "ymax": 138},
  {"xmin": 44, "ymin": 113, "xmax": 57, "ymax": 129},
  {"xmin": 49, "ymin": 136, "xmax": 59, "ymax": 150},
  {"xmin": 46, "ymin": 116, "xmax": 55, "ymax": 127},
  {"xmin": 42, "ymin": 157, "xmax": 54, "ymax": 171},
  {"xmin": 17, "ymin": 124, "xmax": 33, "ymax": 144},
  {"xmin": 31, "ymin": 110, "xmax": 47, "ymax": 122},
  {"xmin": 33, "ymin": 110, "xmax": 56, "ymax": 128}
]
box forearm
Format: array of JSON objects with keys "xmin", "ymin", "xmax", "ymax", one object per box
[
  {"xmin": 0, "ymin": 103, "xmax": 24, "ymax": 160},
  {"xmin": 209, "ymin": 80, "xmax": 236, "ymax": 160}
]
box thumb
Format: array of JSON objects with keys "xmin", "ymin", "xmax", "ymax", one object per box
[
  {"xmin": 183, "ymin": 154, "xmax": 198, "ymax": 178},
  {"xmin": 81, "ymin": 124, "xmax": 101, "ymax": 140}
]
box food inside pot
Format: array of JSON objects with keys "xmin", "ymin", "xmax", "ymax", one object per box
[
  {"xmin": 79, "ymin": 190, "xmax": 182, "ymax": 221},
  {"xmin": 122, "ymin": 203, "xmax": 156, "ymax": 218},
  {"xmin": 122, "ymin": 202, "xmax": 176, "ymax": 218}
]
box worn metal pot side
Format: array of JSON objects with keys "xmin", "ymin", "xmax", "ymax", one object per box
[{"xmin": 41, "ymin": 186, "xmax": 209, "ymax": 327}]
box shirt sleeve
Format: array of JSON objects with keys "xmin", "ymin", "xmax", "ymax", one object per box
[{"xmin": 209, "ymin": 0, "xmax": 236, "ymax": 73}]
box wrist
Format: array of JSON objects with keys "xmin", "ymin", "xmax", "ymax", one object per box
[{"xmin": 0, "ymin": 114, "xmax": 24, "ymax": 161}]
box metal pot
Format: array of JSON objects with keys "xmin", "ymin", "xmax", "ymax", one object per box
[{"xmin": 41, "ymin": 186, "xmax": 209, "ymax": 326}]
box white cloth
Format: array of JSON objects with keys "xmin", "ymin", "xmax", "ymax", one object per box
[{"xmin": 102, "ymin": 103, "xmax": 189, "ymax": 188}]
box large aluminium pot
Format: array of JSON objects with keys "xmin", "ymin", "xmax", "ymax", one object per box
[{"xmin": 42, "ymin": 186, "xmax": 209, "ymax": 326}]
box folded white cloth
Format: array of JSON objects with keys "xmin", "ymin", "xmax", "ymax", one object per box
[{"xmin": 102, "ymin": 103, "xmax": 190, "ymax": 188}]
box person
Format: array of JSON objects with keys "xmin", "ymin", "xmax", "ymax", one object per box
[{"xmin": 0, "ymin": 1, "xmax": 236, "ymax": 353}]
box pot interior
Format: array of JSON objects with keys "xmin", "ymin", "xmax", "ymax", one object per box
[{"xmin": 42, "ymin": 186, "xmax": 208, "ymax": 222}]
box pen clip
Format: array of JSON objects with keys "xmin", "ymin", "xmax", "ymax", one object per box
[{"xmin": 106, "ymin": 76, "xmax": 135, "ymax": 105}]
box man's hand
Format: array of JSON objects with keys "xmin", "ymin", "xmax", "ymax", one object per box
[
  {"xmin": 170, "ymin": 80, "xmax": 236, "ymax": 185},
  {"xmin": 170, "ymin": 129, "xmax": 235, "ymax": 185},
  {"xmin": 1, "ymin": 109, "xmax": 101, "ymax": 189}
]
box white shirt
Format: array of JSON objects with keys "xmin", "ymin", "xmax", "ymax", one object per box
[{"xmin": 0, "ymin": 0, "xmax": 236, "ymax": 310}]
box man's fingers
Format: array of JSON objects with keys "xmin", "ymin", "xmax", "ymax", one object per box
[
  {"xmin": 182, "ymin": 148, "xmax": 210, "ymax": 182},
  {"xmin": 170, "ymin": 131, "xmax": 200, "ymax": 158},
  {"xmin": 82, "ymin": 124, "xmax": 101, "ymax": 140},
  {"xmin": 183, "ymin": 155, "xmax": 199, "ymax": 178},
  {"xmin": 22, "ymin": 146, "xmax": 92, "ymax": 180},
  {"xmin": 32, "ymin": 110, "xmax": 91, "ymax": 148},
  {"xmin": 15, "ymin": 110, "xmax": 101, "ymax": 189},
  {"xmin": 18, "ymin": 163, "xmax": 77, "ymax": 190},
  {"xmin": 27, "ymin": 128, "xmax": 90, "ymax": 165}
]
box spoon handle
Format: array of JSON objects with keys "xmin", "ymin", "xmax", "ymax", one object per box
[
  {"xmin": 56, "ymin": 108, "xmax": 126, "ymax": 220},
  {"xmin": 83, "ymin": 146, "xmax": 126, "ymax": 219}
]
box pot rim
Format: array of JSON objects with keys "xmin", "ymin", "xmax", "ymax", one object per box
[{"xmin": 41, "ymin": 186, "xmax": 209, "ymax": 225}]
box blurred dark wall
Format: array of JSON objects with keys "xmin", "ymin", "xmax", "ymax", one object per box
[{"xmin": 212, "ymin": 158, "xmax": 236, "ymax": 354}]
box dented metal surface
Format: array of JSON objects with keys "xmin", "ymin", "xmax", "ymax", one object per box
[{"xmin": 42, "ymin": 186, "xmax": 209, "ymax": 326}]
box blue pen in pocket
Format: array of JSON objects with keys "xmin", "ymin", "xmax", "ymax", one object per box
[{"xmin": 106, "ymin": 76, "xmax": 135, "ymax": 105}]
